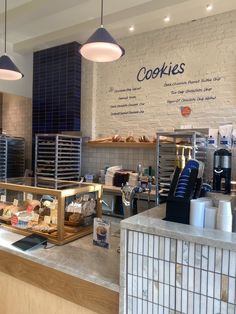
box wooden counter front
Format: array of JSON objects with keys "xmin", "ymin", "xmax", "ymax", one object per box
[{"xmin": 0, "ymin": 250, "xmax": 118, "ymax": 314}]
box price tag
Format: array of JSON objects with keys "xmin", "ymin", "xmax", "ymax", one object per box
[
  {"xmin": 0, "ymin": 195, "xmax": 6, "ymax": 202},
  {"xmin": 83, "ymin": 194, "xmax": 89, "ymax": 202},
  {"xmin": 26, "ymin": 205, "xmax": 33, "ymax": 213},
  {"xmin": 33, "ymin": 213, "xmax": 39, "ymax": 222},
  {"xmin": 13, "ymin": 199, "xmax": 18, "ymax": 206},
  {"xmin": 44, "ymin": 216, "xmax": 51, "ymax": 224},
  {"xmin": 27, "ymin": 193, "xmax": 33, "ymax": 201}
]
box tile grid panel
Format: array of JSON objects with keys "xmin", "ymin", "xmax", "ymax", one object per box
[{"xmin": 126, "ymin": 231, "xmax": 236, "ymax": 314}]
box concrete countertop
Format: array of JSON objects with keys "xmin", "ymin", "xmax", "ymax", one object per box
[
  {"xmin": 121, "ymin": 204, "xmax": 236, "ymax": 251},
  {"xmin": 0, "ymin": 223, "xmax": 120, "ymax": 292}
]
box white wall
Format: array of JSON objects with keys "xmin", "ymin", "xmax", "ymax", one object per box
[
  {"xmin": 0, "ymin": 40, "xmax": 33, "ymax": 98},
  {"xmin": 81, "ymin": 10, "xmax": 236, "ymax": 139}
]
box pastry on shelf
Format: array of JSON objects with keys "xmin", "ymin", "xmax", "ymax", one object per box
[
  {"xmin": 24, "ymin": 200, "xmax": 41, "ymax": 213},
  {"xmin": 2, "ymin": 205, "xmax": 22, "ymax": 218},
  {"xmin": 112, "ymin": 134, "xmax": 125, "ymax": 142},
  {"xmin": 138, "ymin": 135, "xmax": 151, "ymax": 142},
  {"xmin": 126, "ymin": 136, "xmax": 136, "ymax": 143}
]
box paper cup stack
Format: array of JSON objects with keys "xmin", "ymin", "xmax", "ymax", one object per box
[{"xmin": 190, "ymin": 197, "xmax": 232, "ymax": 232}]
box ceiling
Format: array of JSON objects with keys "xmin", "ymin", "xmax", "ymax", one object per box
[{"xmin": 0, "ymin": 0, "xmax": 235, "ymax": 54}]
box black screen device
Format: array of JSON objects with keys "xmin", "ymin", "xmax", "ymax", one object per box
[{"xmin": 11, "ymin": 234, "xmax": 48, "ymax": 251}]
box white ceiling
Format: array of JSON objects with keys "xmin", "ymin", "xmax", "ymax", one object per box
[{"xmin": 0, "ymin": 0, "xmax": 235, "ymax": 54}]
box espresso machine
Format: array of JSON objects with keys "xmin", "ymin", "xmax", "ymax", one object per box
[{"xmin": 213, "ymin": 149, "xmax": 232, "ymax": 194}]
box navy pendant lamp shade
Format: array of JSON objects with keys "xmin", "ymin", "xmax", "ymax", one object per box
[
  {"xmin": 0, "ymin": 55, "xmax": 24, "ymax": 80},
  {"xmin": 0, "ymin": 0, "xmax": 23, "ymax": 80},
  {"xmin": 79, "ymin": 0, "xmax": 125, "ymax": 62}
]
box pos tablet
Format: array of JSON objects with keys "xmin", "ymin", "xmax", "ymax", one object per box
[{"xmin": 11, "ymin": 234, "xmax": 48, "ymax": 251}]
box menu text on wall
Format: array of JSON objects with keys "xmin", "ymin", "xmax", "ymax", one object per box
[{"xmin": 137, "ymin": 62, "xmax": 185, "ymax": 82}]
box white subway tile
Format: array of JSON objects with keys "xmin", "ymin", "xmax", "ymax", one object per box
[
  {"xmin": 147, "ymin": 257, "xmax": 153, "ymax": 281},
  {"xmin": 137, "ymin": 254, "xmax": 143, "ymax": 277},
  {"xmin": 133, "ymin": 253, "xmax": 138, "ymax": 276},
  {"xmin": 137, "ymin": 276, "xmax": 143, "ymax": 299},
  {"xmin": 208, "ymin": 272, "xmax": 214, "ymax": 298},
  {"xmin": 153, "ymin": 281, "xmax": 158, "ymax": 304},
  {"xmin": 214, "ymin": 299, "xmax": 220, "ymax": 314},
  {"xmin": 164, "ymin": 237, "xmax": 170, "ymax": 261},
  {"xmin": 183, "ymin": 241, "xmax": 189, "ymax": 265},
  {"xmin": 228, "ymin": 277, "xmax": 235, "ymax": 304},
  {"xmin": 201, "ymin": 295, "xmax": 207, "ymax": 314},
  {"xmin": 209, "ymin": 247, "xmax": 215, "ymax": 272},
  {"xmin": 133, "ymin": 232, "xmax": 138, "ymax": 254},
  {"xmin": 159, "ymin": 283, "xmax": 164, "ymax": 306},
  {"xmin": 182, "ymin": 289, "xmax": 188, "ymax": 314},
  {"xmin": 170, "ymin": 286, "xmax": 175, "ymax": 309},
  {"xmin": 128, "ymin": 231, "xmax": 133, "ymax": 252},
  {"xmin": 195, "ymin": 244, "xmax": 202, "ymax": 269},
  {"xmin": 147, "ymin": 279, "xmax": 153, "ymax": 302},
  {"xmin": 153, "ymin": 258, "xmax": 158, "ymax": 281},
  {"xmin": 132, "ymin": 275, "xmax": 138, "ymax": 297},
  {"xmin": 214, "ymin": 273, "xmax": 221, "ymax": 300},
  {"xmin": 189, "ymin": 242, "xmax": 195, "ymax": 267},
  {"xmin": 215, "ymin": 248, "xmax": 222, "ymax": 273},
  {"xmin": 142, "ymin": 256, "xmax": 148, "ymax": 278},
  {"xmin": 222, "ymin": 249, "xmax": 229, "ymax": 275},
  {"xmin": 188, "ymin": 267, "xmax": 194, "ymax": 292},
  {"xmin": 194, "ymin": 293, "xmax": 200, "ymax": 313},
  {"xmin": 159, "ymin": 260, "xmax": 164, "ymax": 283},
  {"xmin": 164, "ymin": 284, "xmax": 169, "ymax": 308},
  {"xmin": 194, "ymin": 268, "xmax": 201, "ymax": 293},
  {"xmin": 127, "ymin": 274, "xmax": 133, "ymax": 295},
  {"xmin": 229, "ymin": 250, "xmax": 236, "ymax": 277},
  {"xmin": 148, "ymin": 234, "xmax": 154, "ymax": 257},
  {"xmin": 221, "ymin": 301, "xmax": 227, "ymax": 313},
  {"xmin": 176, "ymin": 288, "xmax": 182, "ymax": 312},
  {"xmin": 159, "ymin": 237, "xmax": 165, "ymax": 260},
  {"xmin": 177, "ymin": 240, "xmax": 183, "ymax": 264},
  {"xmin": 201, "ymin": 270, "xmax": 207, "ymax": 296},
  {"xmin": 143, "ymin": 233, "xmax": 148, "ymax": 256},
  {"xmin": 164, "ymin": 261, "xmax": 170, "ymax": 285},
  {"xmin": 138, "ymin": 232, "xmax": 143, "ymax": 255},
  {"xmin": 202, "ymin": 245, "xmax": 208, "ymax": 270},
  {"xmin": 207, "ymin": 297, "xmax": 213, "ymax": 314},
  {"xmin": 182, "ymin": 265, "xmax": 188, "ymax": 290},
  {"xmin": 154, "ymin": 235, "xmax": 159, "ymax": 259},
  {"xmin": 188, "ymin": 292, "xmax": 194, "ymax": 314},
  {"xmin": 170, "ymin": 238, "xmax": 177, "ymax": 262},
  {"xmin": 142, "ymin": 278, "xmax": 148, "ymax": 300},
  {"xmin": 170, "ymin": 262, "xmax": 176, "ymax": 287},
  {"xmin": 128, "ymin": 253, "xmax": 132, "ymax": 274}
]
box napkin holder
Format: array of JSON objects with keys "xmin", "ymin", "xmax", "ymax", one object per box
[{"xmin": 165, "ymin": 167, "xmax": 199, "ymax": 224}]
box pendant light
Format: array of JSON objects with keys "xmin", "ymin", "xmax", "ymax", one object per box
[
  {"xmin": 79, "ymin": 0, "xmax": 125, "ymax": 62},
  {"xmin": 0, "ymin": 0, "xmax": 23, "ymax": 80}
]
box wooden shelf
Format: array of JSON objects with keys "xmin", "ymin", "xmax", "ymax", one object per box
[{"xmin": 87, "ymin": 142, "xmax": 156, "ymax": 148}]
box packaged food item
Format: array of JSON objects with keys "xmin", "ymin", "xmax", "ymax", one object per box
[{"xmin": 93, "ymin": 218, "xmax": 110, "ymax": 249}]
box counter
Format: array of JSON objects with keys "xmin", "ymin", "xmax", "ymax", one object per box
[
  {"xmin": 120, "ymin": 204, "xmax": 236, "ymax": 314},
  {"xmin": 0, "ymin": 223, "xmax": 120, "ymax": 314}
]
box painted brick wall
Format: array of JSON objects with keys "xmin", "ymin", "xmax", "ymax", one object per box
[{"xmin": 81, "ymin": 10, "xmax": 236, "ymax": 139}]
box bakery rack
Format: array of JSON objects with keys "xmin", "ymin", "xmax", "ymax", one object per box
[
  {"xmin": 35, "ymin": 134, "xmax": 82, "ymax": 184},
  {"xmin": 156, "ymin": 131, "xmax": 208, "ymax": 205},
  {"xmin": 0, "ymin": 135, "xmax": 25, "ymax": 181}
]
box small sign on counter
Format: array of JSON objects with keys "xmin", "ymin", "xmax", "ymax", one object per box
[{"xmin": 93, "ymin": 218, "xmax": 110, "ymax": 249}]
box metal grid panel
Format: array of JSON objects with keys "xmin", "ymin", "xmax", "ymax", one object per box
[
  {"xmin": 35, "ymin": 134, "xmax": 82, "ymax": 182},
  {"xmin": 126, "ymin": 230, "xmax": 236, "ymax": 314},
  {"xmin": 156, "ymin": 131, "xmax": 208, "ymax": 204}
]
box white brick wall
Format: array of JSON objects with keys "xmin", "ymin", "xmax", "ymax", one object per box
[{"xmin": 81, "ymin": 10, "xmax": 236, "ymax": 139}]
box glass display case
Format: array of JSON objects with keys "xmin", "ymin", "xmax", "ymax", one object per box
[{"xmin": 0, "ymin": 177, "xmax": 102, "ymax": 245}]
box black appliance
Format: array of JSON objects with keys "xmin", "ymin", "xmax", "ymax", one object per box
[{"xmin": 213, "ymin": 149, "xmax": 231, "ymax": 194}]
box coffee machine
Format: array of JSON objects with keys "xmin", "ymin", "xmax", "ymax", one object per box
[{"xmin": 213, "ymin": 149, "xmax": 231, "ymax": 194}]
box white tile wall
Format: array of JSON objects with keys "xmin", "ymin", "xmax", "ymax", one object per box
[{"xmin": 126, "ymin": 230, "xmax": 236, "ymax": 314}]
